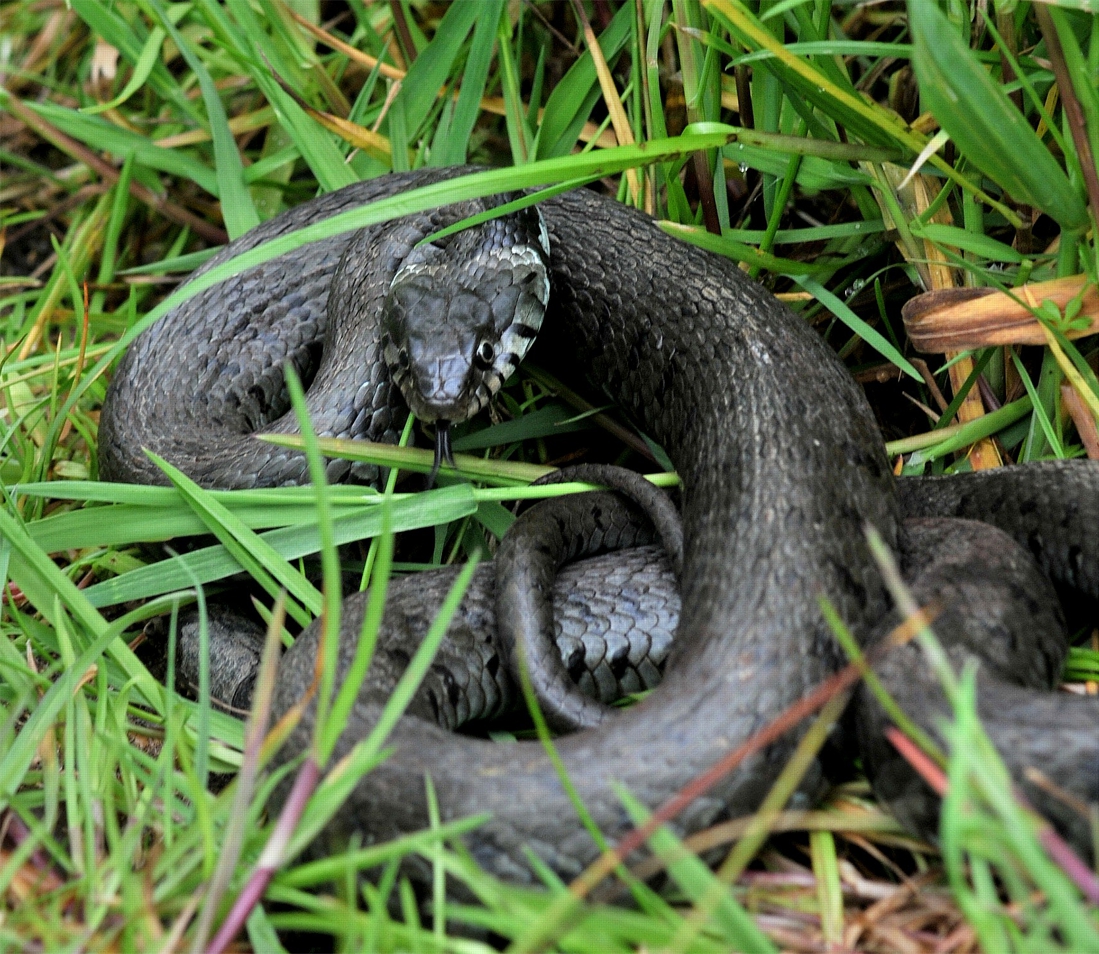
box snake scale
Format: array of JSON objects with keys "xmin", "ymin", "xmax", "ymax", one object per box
[{"xmin": 99, "ymin": 167, "xmax": 1099, "ymax": 881}]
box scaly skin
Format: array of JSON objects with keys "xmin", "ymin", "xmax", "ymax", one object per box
[{"xmin": 100, "ymin": 168, "xmax": 1098, "ymax": 879}]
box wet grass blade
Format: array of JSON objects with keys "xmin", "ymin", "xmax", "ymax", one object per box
[{"xmin": 910, "ymin": 2, "xmax": 1088, "ymax": 233}]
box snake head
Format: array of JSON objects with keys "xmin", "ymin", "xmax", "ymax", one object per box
[{"xmin": 381, "ymin": 200, "xmax": 550, "ymax": 428}]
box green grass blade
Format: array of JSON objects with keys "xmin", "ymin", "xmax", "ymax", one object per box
[
  {"xmin": 69, "ymin": 0, "xmax": 201, "ymax": 122},
  {"xmin": 391, "ymin": 1, "xmax": 479, "ymax": 154},
  {"xmin": 432, "ymin": 0, "xmax": 505, "ymax": 167},
  {"xmin": 148, "ymin": 452, "xmax": 321, "ymax": 624},
  {"xmin": 146, "ymin": 0, "xmax": 259, "ymax": 238},
  {"xmin": 535, "ymin": 3, "xmax": 633, "ymax": 159},
  {"xmin": 0, "ymin": 508, "xmax": 161, "ymax": 707},
  {"xmin": 81, "ymin": 27, "xmax": 168, "ymax": 116},
  {"xmin": 81, "ymin": 484, "xmax": 478, "ymax": 607},
  {"xmin": 795, "ymin": 276, "xmax": 921, "ymax": 380},
  {"xmin": 61, "ymin": 131, "xmax": 750, "ymax": 437},
  {"xmin": 616, "ymin": 788, "xmax": 777, "ymax": 954},
  {"xmin": 909, "ymin": 2, "xmax": 1088, "ymax": 232}
]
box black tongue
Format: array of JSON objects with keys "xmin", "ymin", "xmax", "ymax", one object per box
[{"xmin": 427, "ymin": 421, "xmax": 454, "ymax": 489}]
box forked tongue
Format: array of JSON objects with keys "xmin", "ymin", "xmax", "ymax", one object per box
[{"xmin": 427, "ymin": 421, "xmax": 454, "ymax": 489}]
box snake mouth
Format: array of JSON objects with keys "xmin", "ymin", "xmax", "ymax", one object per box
[{"xmin": 428, "ymin": 421, "xmax": 455, "ymax": 488}]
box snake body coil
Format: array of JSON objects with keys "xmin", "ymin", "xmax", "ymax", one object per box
[{"xmin": 100, "ymin": 168, "xmax": 1099, "ymax": 880}]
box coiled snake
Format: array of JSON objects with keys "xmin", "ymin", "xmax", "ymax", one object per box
[{"xmin": 99, "ymin": 167, "xmax": 1099, "ymax": 880}]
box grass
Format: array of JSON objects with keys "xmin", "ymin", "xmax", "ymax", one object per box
[{"xmin": 2, "ymin": 0, "xmax": 1098, "ymax": 950}]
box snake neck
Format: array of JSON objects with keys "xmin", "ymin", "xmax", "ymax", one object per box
[{"xmin": 536, "ymin": 188, "xmax": 899, "ymax": 651}]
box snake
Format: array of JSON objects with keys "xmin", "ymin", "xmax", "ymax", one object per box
[{"xmin": 99, "ymin": 166, "xmax": 1099, "ymax": 881}]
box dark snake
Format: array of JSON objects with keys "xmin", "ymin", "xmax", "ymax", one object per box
[{"xmin": 99, "ymin": 167, "xmax": 1099, "ymax": 880}]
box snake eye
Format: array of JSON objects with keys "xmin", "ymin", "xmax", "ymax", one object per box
[
  {"xmin": 397, "ymin": 347, "xmax": 410, "ymax": 369},
  {"xmin": 475, "ymin": 339, "xmax": 495, "ymax": 368}
]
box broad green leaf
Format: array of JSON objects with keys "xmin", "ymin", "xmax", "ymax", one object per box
[
  {"xmin": 452, "ymin": 401, "xmax": 591, "ymax": 452},
  {"xmin": 23, "ymin": 487, "xmax": 386, "ymax": 552},
  {"xmin": 909, "ymin": 2, "xmax": 1088, "ymax": 231}
]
